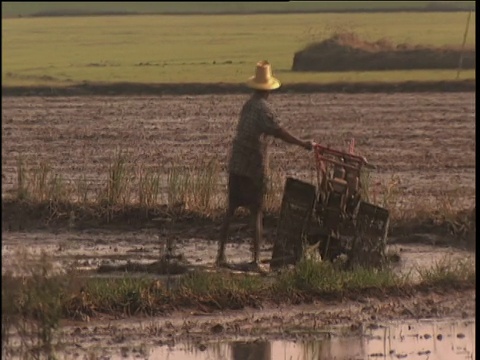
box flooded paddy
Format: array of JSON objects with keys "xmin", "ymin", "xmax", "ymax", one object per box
[{"xmin": 4, "ymin": 319, "xmax": 474, "ymax": 359}]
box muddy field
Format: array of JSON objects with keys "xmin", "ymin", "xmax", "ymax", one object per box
[
  {"xmin": 1, "ymin": 92, "xmax": 476, "ymax": 359},
  {"xmin": 1, "ymin": 91, "xmax": 476, "ymax": 273},
  {"xmin": 0, "ymin": 228, "xmax": 475, "ymax": 279},
  {"xmin": 1, "ymin": 92, "xmax": 475, "ymax": 207},
  {"xmin": 4, "ymin": 282, "xmax": 476, "ymax": 359},
  {"xmin": 2, "ymin": 270, "xmax": 476, "ymax": 359}
]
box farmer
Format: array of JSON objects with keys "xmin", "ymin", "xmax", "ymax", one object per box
[{"xmin": 216, "ymin": 60, "xmax": 313, "ymax": 269}]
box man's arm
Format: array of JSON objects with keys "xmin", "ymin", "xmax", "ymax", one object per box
[
  {"xmin": 272, "ymin": 127, "xmax": 312, "ymax": 150},
  {"xmin": 259, "ymin": 104, "xmax": 312, "ymax": 150}
]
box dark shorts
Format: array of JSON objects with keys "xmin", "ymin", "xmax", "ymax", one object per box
[{"xmin": 228, "ymin": 173, "xmax": 266, "ymax": 210}]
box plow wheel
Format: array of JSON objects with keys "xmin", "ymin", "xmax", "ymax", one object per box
[{"xmin": 348, "ymin": 201, "xmax": 389, "ymax": 269}]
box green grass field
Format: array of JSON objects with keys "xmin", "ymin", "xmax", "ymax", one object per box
[
  {"xmin": 1, "ymin": 1, "xmax": 475, "ymax": 17},
  {"xmin": 2, "ymin": 12, "xmax": 476, "ymax": 86}
]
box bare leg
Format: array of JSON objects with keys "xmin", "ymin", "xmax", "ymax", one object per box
[
  {"xmin": 216, "ymin": 204, "xmax": 235, "ymax": 266},
  {"xmin": 251, "ymin": 206, "xmax": 263, "ymax": 265}
]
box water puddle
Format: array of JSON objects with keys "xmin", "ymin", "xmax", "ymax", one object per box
[{"xmin": 66, "ymin": 319, "xmax": 475, "ymax": 360}]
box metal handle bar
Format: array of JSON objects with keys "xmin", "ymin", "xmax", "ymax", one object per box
[{"xmin": 312, "ymin": 142, "xmax": 376, "ymax": 170}]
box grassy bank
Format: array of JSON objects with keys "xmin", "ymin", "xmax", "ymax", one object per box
[
  {"xmin": 2, "ymin": 12, "xmax": 475, "ymax": 87},
  {"xmin": 3, "ymin": 255, "xmax": 476, "ymax": 320},
  {"xmin": 1, "ymin": 252, "xmax": 475, "ymax": 357}
]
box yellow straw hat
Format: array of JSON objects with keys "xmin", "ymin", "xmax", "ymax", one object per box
[{"xmin": 246, "ymin": 60, "xmax": 281, "ymax": 91}]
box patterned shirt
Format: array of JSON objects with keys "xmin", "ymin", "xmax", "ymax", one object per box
[{"xmin": 228, "ymin": 95, "xmax": 282, "ymax": 182}]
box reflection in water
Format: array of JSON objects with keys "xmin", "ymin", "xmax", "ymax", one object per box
[
  {"xmin": 144, "ymin": 319, "xmax": 475, "ymax": 360},
  {"xmin": 231, "ymin": 340, "xmax": 270, "ymax": 360},
  {"xmin": 6, "ymin": 319, "xmax": 469, "ymax": 359}
]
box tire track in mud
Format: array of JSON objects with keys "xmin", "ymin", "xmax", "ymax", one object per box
[{"xmin": 2, "ymin": 93, "xmax": 475, "ymax": 209}]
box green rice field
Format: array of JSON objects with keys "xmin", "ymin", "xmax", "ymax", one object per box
[
  {"xmin": 1, "ymin": 1, "xmax": 475, "ymax": 17},
  {"xmin": 2, "ymin": 11, "xmax": 476, "ymax": 86}
]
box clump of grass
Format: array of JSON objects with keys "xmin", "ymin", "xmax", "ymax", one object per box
[
  {"xmin": 138, "ymin": 166, "xmax": 161, "ymax": 211},
  {"xmin": 75, "ymin": 174, "xmax": 91, "ymax": 204},
  {"xmin": 345, "ymin": 264, "xmax": 407, "ymax": 289},
  {"xmin": 431, "ymin": 195, "xmax": 475, "ymax": 240},
  {"xmin": 360, "ymin": 170, "xmax": 400, "ymax": 210},
  {"xmin": 166, "ymin": 165, "xmax": 190, "ymax": 209},
  {"xmin": 48, "ymin": 174, "xmax": 69, "ymax": 203},
  {"xmin": 2, "ymin": 249, "xmax": 77, "ymax": 358},
  {"xmin": 379, "ymin": 174, "xmax": 401, "ymax": 210},
  {"xmin": 176, "ymin": 271, "xmax": 265, "ymax": 309},
  {"xmin": 100, "ymin": 151, "xmax": 133, "ymax": 207},
  {"xmin": 14, "ymin": 157, "xmax": 71, "ymax": 203},
  {"xmin": 179, "ymin": 271, "xmax": 264, "ymax": 296},
  {"xmin": 274, "ymin": 259, "xmax": 402, "ymax": 298},
  {"xmin": 30, "ymin": 161, "xmax": 51, "ymax": 201},
  {"xmin": 78, "ymin": 277, "xmax": 166, "ymax": 317},
  {"xmin": 15, "ymin": 156, "xmax": 29, "ymax": 200},
  {"xmin": 417, "ymin": 257, "xmax": 476, "ymax": 286},
  {"xmin": 167, "ymin": 158, "xmax": 220, "ymax": 213},
  {"xmin": 188, "ymin": 159, "xmax": 220, "ymax": 211}
]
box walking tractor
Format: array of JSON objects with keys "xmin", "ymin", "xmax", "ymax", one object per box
[{"xmin": 271, "ymin": 140, "xmax": 390, "ymax": 270}]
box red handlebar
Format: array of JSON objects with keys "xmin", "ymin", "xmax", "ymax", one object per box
[{"xmin": 313, "ymin": 142, "xmax": 376, "ymax": 170}]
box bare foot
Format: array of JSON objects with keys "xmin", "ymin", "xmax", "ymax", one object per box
[{"xmin": 247, "ymin": 261, "xmax": 268, "ymax": 273}]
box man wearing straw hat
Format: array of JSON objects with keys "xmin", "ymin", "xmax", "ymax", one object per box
[{"xmin": 216, "ymin": 60, "xmax": 313, "ymax": 270}]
